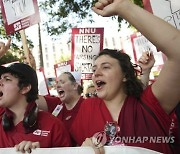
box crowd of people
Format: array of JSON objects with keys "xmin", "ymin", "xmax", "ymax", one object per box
[{"xmin": 0, "ymin": 0, "xmax": 180, "ymax": 153}]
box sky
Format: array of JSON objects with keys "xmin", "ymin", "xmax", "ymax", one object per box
[{"xmin": 25, "ymin": 7, "xmax": 133, "ymax": 46}]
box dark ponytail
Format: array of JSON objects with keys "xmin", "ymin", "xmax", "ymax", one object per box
[{"xmin": 2, "ymin": 102, "xmax": 38, "ymax": 133}]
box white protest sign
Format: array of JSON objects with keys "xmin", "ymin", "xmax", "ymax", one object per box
[
  {"xmin": 0, "ymin": 0, "xmax": 40, "ymax": 34},
  {"xmin": 0, "ymin": 146, "xmax": 161, "ymax": 154},
  {"xmin": 54, "ymin": 60, "xmax": 71, "ymax": 78},
  {"xmin": 36, "ymin": 68, "xmax": 49, "ymax": 96},
  {"xmin": 120, "ymin": 36, "xmax": 136, "ymax": 64},
  {"xmin": 132, "ymin": 33, "xmax": 164, "ymax": 66},
  {"xmin": 3, "ymin": 0, "xmax": 35, "ymax": 25},
  {"xmin": 143, "ymin": 0, "xmax": 180, "ymax": 29},
  {"xmin": 71, "ymin": 28, "xmax": 104, "ymax": 80}
]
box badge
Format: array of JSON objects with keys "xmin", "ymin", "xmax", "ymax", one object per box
[
  {"xmin": 104, "ymin": 121, "xmax": 120, "ymax": 145},
  {"xmin": 52, "ymin": 104, "xmax": 63, "ymax": 117}
]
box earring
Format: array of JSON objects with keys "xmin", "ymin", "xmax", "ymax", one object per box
[{"xmin": 123, "ymin": 78, "xmax": 127, "ymax": 82}]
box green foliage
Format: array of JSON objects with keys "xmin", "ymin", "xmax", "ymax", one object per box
[
  {"xmin": 118, "ymin": 0, "xmax": 144, "ymax": 30},
  {"xmin": 40, "ymin": 0, "xmax": 143, "ymax": 36},
  {"xmin": 0, "ymin": 51, "xmax": 22, "ymax": 65}
]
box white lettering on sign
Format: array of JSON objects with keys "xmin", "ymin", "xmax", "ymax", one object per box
[
  {"xmin": 72, "ymin": 28, "xmax": 103, "ymax": 75},
  {"xmin": 75, "ymin": 35, "xmax": 100, "ymax": 44},
  {"xmin": 79, "ymin": 28, "xmax": 96, "ymax": 34},
  {"xmin": 14, "ymin": 21, "xmax": 21, "ymax": 31},
  {"xmin": 75, "ymin": 62, "xmax": 93, "ymax": 73}
]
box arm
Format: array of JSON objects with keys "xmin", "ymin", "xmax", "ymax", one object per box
[
  {"xmin": 82, "ymin": 138, "xmax": 104, "ymax": 154},
  {"xmin": 92, "ymin": 0, "xmax": 180, "ymax": 113},
  {"xmin": 138, "ymin": 51, "xmax": 155, "ymax": 88},
  {"xmin": 36, "ymin": 95, "xmax": 48, "ymax": 111},
  {"xmin": 36, "ymin": 95, "xmax": 62, "ymax": 113},
  {"xmin": 0, "ymin": 39, "xmax": 11, "ymax": 58},
  {"xmin": 15, "ymin": 141, "xmax": 40, "ymax": 153},
  {"xmin": 23, "ymin": 49, "xmax": 37, "ymax": 70}
]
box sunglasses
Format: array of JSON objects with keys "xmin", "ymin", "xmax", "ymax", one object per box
[{"xmin": 85, "ymin": 92, "xmax": 97, "ymax": 98}]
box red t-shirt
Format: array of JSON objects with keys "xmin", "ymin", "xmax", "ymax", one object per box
[
  {"xmin": 0, "ymin": 111, "xmax": 71, "ymax": 147},
  {"xmin": 57, "ymin": 97, "xmax": 84, "ymax": 131},
  {"xmin": 71, "ymin": 86, "xmax": 177, "ymax": 153},
  {"xmin": 45, "ymin": 96, "xmax": 84, "ymax": 146},
  {"xmin": 44, "ymin": 95, "xmax": 62, "ymax": 113},
  {"xmin": 45, "ymin": 96, "xmax": 84, "ymax": 131}
]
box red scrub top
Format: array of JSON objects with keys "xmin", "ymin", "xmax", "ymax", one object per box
[
  {"xmin": 71, "ymin": 86, "xmax": 178, "ymax": 153},
  {"xmin": 0, "ymin": 111, "xmax": 71, "ymax": 147}
]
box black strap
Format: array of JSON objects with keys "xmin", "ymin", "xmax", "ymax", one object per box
[
  {"xmin": 139, "ymin": 100, "xmax": 176, "ymax": 153},
  {"xmin": 139, "ymin": 100, "xmax": 168, "ymax": 136}
]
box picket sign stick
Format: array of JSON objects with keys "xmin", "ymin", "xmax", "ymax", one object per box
[{"xmin": 20, "ymin": 29, "xmax": 31, "ymax": 66}]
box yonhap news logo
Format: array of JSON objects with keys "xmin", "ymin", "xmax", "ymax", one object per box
[
  {"xmin": 92, "ymin": 132, "xmax": 175, "ymax": 147},
  {"xmin": 92, "ymin": 131, "xmax": 107, "ymax": 148}
]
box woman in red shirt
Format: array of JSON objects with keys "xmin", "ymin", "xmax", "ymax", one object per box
[
  {"xmin": 0, "ymin": 63, "xmax": 71, "ymax": 153},
  {"xmin": 71, "ymin": 0, "xmax": 180, "ymax": 153}
]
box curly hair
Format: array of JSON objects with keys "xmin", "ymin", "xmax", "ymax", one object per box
[{"xmin": 96, "ymin": 49, "xmax": 143, "ymax": 99}]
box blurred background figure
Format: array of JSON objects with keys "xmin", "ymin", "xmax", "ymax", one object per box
[
  {"xmin": 37, "ymin": 72, "xmax": 84, "ymax": 132},
  {"xmin": 84, "ymin": 83, "xmax": 97, "ymax": 98}
]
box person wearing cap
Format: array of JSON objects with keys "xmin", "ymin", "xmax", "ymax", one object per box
[
  {"xmin": 37, "ymin": 72, "xmax": 84, "ymax": 133},
  {"xmin": 0, "ymin": 63, "xmax": 71, "ymax": 153},
  {"xmin": 69, "ymin": 0, "xmax": 180, "ymax": 154}
]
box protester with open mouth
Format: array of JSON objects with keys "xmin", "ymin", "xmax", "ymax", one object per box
[
  {"xmin": 70, "ymin": 0, "xmax": 180, "ymax": 154},
  {"xmin": 51, "ymin": 72, "xmax": 84, "ymax": 131},
  {"xmin": 36, "ymin": 72, "xmax": 84, "ymax": 146},
  {"xmin": 0, "ymin": 63, "xmax": 71, "ymax": 153}
]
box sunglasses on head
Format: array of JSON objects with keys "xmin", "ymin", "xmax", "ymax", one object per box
[{"xmin": 85, "ymin": 92, "xmax": 97, "ymax": 98}]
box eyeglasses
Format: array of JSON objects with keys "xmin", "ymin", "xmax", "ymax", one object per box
[{"xmin": 85, "ymin": 92, "xmax": 97, "ymax": 98}]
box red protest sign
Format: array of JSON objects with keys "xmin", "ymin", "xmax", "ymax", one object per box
[
  {"xmin": 0, "ymin": 0, "xmax": 40, "ymax": 35},
  {"xmin": 71, "ymin": 27, "xmax": 104, "ymax": 80}
]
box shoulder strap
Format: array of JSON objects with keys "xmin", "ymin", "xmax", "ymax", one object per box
[
  {"xmin": 139, "ymin": 100, "xmax": 167, "ymax": 136},
  {"xmin": 139, "ymin": 100, "xmax": 177, "ymax": 153}
]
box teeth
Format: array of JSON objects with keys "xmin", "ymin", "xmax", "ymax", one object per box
[
  {"xmin": 96, "ymin": 80, "xmax": 105, "ymax": 87},
  {"xmin": 58, "ymin": 90, "xmax": 64, "ymax": 95}
]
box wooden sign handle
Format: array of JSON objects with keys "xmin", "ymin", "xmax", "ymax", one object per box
[{"xmin": 20, "ymin": 30, "xmax": 31, "ymax": 67}]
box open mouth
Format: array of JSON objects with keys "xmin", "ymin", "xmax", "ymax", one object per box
[
  {"xmin": 58, "ymin": 89, "xmax": 65, "ymax": 97},
  {"xmin": 96, "ymin": 80, "xmax": 106, "ymax": 89}
]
